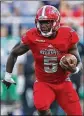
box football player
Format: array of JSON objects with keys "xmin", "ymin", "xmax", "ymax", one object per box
[{"xmin": 2, "ymin": 5, "xmax": 83, "ymax": 115}]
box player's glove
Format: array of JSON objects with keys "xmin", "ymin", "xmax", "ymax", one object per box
[{"xmin": 1, "ymin": 72, "xmax": 16, "ymax": 89}]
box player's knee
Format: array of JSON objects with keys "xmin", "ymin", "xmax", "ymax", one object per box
[{"xmin": 34, "ymin": 101, "xmax": 49, "ymax": 110}]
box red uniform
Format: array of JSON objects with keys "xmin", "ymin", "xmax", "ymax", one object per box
[{"xmin": 22, "ymin": 26, "xmax": 82, "ymax": 115}]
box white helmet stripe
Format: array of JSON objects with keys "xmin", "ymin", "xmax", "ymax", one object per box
[{"xmin": 42, "ymin": 6, "xmax": 47, "ymax": 16}]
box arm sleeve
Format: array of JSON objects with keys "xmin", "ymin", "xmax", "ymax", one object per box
[{"xmin": 69, "ymin": 30, "xmax": 79, "ymax": 48}]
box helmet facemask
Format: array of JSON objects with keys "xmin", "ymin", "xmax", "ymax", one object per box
[{"xmin": 36, "ymin": 20, "xmax": 57, "ymax": 37}]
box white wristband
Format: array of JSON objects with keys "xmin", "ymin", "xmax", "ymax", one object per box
[
  {"xmin": 4, "ymin": 72, "xmax": 12, "ymax": 80},
  {"xmin": 73, "ymin": 67, "xmax": 80, "ymax": 74}
]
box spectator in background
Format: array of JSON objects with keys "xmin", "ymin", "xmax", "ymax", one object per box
[
  {"xmin": 66, "ymin": 1, "xmax": 84, "ymax": 17},
  {"xmin": 72, "ymin": 3, "xmax": 84, "ymax": 17},
  {"xmin": 1, "ymin": 2, "xmax": 12, "ymax": 17},
  {"xmin": 60, "ymin": 1, "xmax": 73, "ymax": 17},
  {"xmin": 13, "ymin": 1, "xmax": 43, "ymax": 16},
  {"xmin": 42, "ymin": 0, "xmax": 60, "ymax": 9}
]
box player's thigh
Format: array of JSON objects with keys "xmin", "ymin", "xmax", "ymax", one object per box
[
  {"xmin": 33, "ymin": 82, "xmax": 55, "ymax": 110},
  {"xmin": 56, "ymin": 81, "xmax": 82, "ymax": 115}
]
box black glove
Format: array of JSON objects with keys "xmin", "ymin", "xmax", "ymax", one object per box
[{"xmin": 2, "ymin": 78, "xmax": 16, "ymax": 89}]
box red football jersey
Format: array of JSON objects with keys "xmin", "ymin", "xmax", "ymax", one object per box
[{"xmin": 21, "ymin": 26, "xmax": 79, "ymax": 83}]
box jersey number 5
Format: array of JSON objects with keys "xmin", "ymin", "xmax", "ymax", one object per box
[{"xmin": 44, "ymin": 56, "xmax": 58, "ymax": 73}]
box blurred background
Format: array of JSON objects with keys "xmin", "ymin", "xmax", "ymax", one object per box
[{"xmin": 1, "ymin": 0, "xmax": 84, "ymax": 115}]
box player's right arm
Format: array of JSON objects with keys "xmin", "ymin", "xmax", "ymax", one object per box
[
  {"xmin": 6, "ymin": 42, "xmax": 29, "ymax": 73},
  {"xmin": 2, "ymin": 42, "xmax": 29, "ymax": 88}
]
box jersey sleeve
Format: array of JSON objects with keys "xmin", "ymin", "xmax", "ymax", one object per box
[
  {"xmin": 21, "ymin": 31, "xmax": 30, "ymax": 45},
  {"xmin": 69, "ymin": 29, "xmax": 79, "ymax": 48}
]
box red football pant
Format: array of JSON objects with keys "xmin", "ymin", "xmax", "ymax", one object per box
[{"xmin": 33, "ymin": 81, "xmax": 82, "ymax": 115}]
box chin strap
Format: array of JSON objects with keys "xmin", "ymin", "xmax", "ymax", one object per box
[{"xmin": 41, "ymin": 29, "xmax": 53, "ymax": 37}]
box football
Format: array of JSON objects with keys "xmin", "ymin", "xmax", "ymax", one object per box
[{"xmin": 60, "ymin": 54, "xmax": 77, "ymax": 68}]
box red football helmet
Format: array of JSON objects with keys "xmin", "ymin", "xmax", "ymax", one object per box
[{"xmin": 35, "ymin": 5, "xmax": 60, "ymax": 37}]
